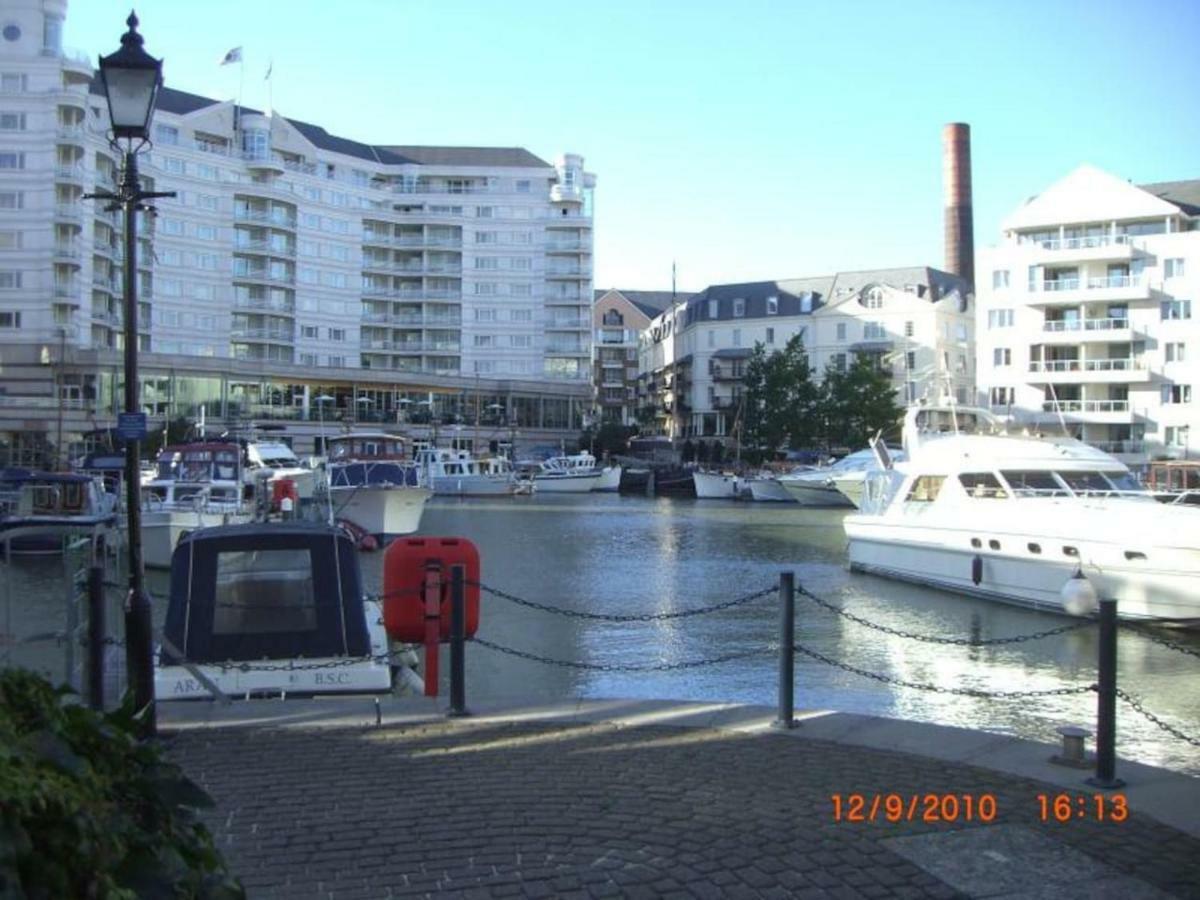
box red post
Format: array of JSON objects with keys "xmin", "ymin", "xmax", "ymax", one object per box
[{"xmin": 422, "ymin": 562, "xmax": 441, "ymax": 697}]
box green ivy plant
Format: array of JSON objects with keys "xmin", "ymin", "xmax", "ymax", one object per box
[{"xmin": 0, "ymin": 669, "xmax": 244, "ymax": 899}]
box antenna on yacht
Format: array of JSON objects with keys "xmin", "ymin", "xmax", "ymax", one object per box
[{"xmin": 1045, "ymin": 382, "xmax": 1070, "ymax": 437}]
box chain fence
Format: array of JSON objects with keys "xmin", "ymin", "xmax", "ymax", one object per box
[
  {"xmin": 1118, "ymin": 622, "xmax": 1200, "ymax": 660},
  {"xmin": 1116, "ymin": 688, "xmax": 1200, "ymax": 748},
  {"xmin": 473, "ymin": 637, "xmax": 772, "ymax": 673},
  {"xmin": 471, "ymin": 581, "xmax": 779, "ymax": 622}
]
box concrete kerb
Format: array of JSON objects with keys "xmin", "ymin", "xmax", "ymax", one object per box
[{"xmin": 157, "ymin": 695, "xmax": 1200, "ymax": 838}]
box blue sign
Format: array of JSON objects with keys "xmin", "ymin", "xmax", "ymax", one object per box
[{"xmin": 116, "ymin": 412, "xmax": 148, "ymax": 441}]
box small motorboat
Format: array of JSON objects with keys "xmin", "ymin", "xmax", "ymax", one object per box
[{"xmin": 156, "ymin": 521, "xmax": 394, "ymax": 699}]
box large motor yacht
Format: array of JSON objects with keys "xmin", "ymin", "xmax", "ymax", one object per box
[{"xmin": 844, "ymin": 404, "xmax": 1200, "ymax": 624}]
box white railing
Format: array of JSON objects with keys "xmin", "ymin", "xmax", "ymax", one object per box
[
  {"xmin": 1092, "ymin": 440, "xmax": 1145, "ymax": 453},
  {"xmin": 234, "ymin": 239, "xmax": 295, "ymax": 255},
  {"xmin": 230, "ymin": 328, "xmax": 294, "ymax": 341},
  {"xmin": 1040, "ymin": 399, "xmax": 1130, "ymax": 413},
  {"xmin": 1042, "ymin": 317, "xmax": 1130, "ymax": 333},
  {"xmin": 1029, "ymin": 358, "xmax": 1141, "ymax": 373},
  {"xmin": 1040, "ymin": 276, "xmax": 1141, "ymax": 293},
  {"xmin": 233, "ymin": 297, "xmax": 294, "ymax": 313},
  {"xmin": 1037, "ymin": 234, "xmax": 1133, "ymax": 251},
  {"xmin": 234, "ymin": 210, "xmax": 297, "ymax": 228}
]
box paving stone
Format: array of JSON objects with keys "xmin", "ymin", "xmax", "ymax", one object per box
[{"xmin": 165, "ymin": 718, "xmax": 1200, "ymax": 900}]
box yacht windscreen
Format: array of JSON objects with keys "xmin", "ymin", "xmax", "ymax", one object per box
[
  {"xmin": 1101, "ymin": 470, "xmax": 1144, "ymax": 493},
  {"xmin": 958, "ymin": 472, "xmax": 1008, "ymax": 498},
  {"xmin": 1000, "ymin": 470, "xmax": 1066, "ymax": 496},
  {"xmin": 1057, "ymin": 471, "xmax": 1115, "ymax": 494},
  {"xmin": 214, "ymin": 548, "xmax": 317, "ymax": 635}
]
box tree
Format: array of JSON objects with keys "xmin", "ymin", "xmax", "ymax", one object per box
[
  {"xmin": 739, "ymin": 335, "xmax": 821, "ymax": 462},
  {"xmin": 680, "ymin": 438, "xmax": 695, "ymax": 463},
  {"xmin": 819, "ymin": 355, "xmax": 902, "ymax": 451},
  {"xmin": 578, "ymin": 422, "xmax": 636, "ymax": 458}
]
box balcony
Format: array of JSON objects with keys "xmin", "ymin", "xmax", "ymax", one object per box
[
  {"xmin": 232, "ymin": 268, "xmax": 295, "ymax": 286},
  {"xmin": 55, "ymin": 166, "xmax": 87, "ymax": 185},
  {"xmin": 550, "ymin": 183, "xmax": 582, "ymax": 203},
  {"xmin": 234, "ymin": 239, "xmax": 295, "ymax": 257},
  {"xmin": 230, "ymin": 328, "xmax": 294, "ymax": 343},
  {"xmin": 241, "ymin": 152, "xmax": 286, "ymax": 175},
  {"xmin": 545, "ymin": 266, "xmax": 592, "ymax": 279},
  {"xmin": 53, "ymin": 242, "xmax": 81, "ymax": 262},
  {"xmin": 1031, "ymin": 275, "xmax": 1151, "ymax": 306},
  {"xmin": 234, "ymin": 209, "xmax": 297, "ymax": 229},
  {"xmin": 1028, "ymin": 357, "xmax": 1150, "ymax": 384},
  {"xmin": 1038, "ymin": 399, "xmax": 1133, "ymax": 424},
  {"xmin": 546, "ymin": 239, "xmax": 587, "ymax": 252},
  {"xmin": 91, "ymin": 310, "xmax": 122, "ymax": 326},
  {"xmin": 233, "ymin": 296, "xmax": 295, "ymax": 314},
  {"xmin": 56, "ymin": 125, "xmax": 85, "ymax": 143},
  {"xmin": 1040, "ymin": 317, "xmax": 1133, "ymax": 344},
  {"xmin": 547, "ymin": 319, "xmax": 589, "ymax": 330},
  {"xmin": 709, "ymin": 366, "xmax": 745, "ymax": 382},
  {"xmin": 53, "ymin": 205, "xmax": 82, "ymax": 224},
  {"xmin": 1027, "ymin": 234, "xmax": 1136, "ymax": 264}
]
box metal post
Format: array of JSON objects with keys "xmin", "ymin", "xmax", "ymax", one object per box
[
  {"xmin": 422, "ymin": 563, "xmax": 441, "ymax": 697},
  {"xmin": 119, "ymin": 150, "xmax": 155, "ymax": 738},
  {"xmin": 448, "ymin": 564, "xmax": 469, "ymax": 718},
  {"xmin": 87, "ymin": 565, "xmax": 105, "ymax": 710},
  {"xmin": 1087, "ymin": 598, "xmax": 1124, "ymax": 788},
  {"xmin": 774, "ymin": 571, "xmax": 796, "ymax": 729}
]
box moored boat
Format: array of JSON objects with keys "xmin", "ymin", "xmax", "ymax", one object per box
[
  {"xmin": 844, "ymin": 404, "xmax": 1200, "ymax": 624},
  {"xmin": 532, "ymin": 451, "xmax": 606, "ymax": 493},
  {"xmin": 323, "ymin": 432, "xmax": 430, "ymax": 539},
  {"xmin": 0, "ymin": 469, "xmax": 116, "ymax": 554},
  {"xmin": 692, "ymin": 470, "xmax": 741, "ymax": 499},
  {"xmin": 414, "ymin": 447, "xmax": 519, "ymax": 496}
]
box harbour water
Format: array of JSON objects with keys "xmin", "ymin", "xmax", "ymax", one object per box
[{"xmin": 3, "ymin": 493, "xmax": 1198, "ymax": 775}]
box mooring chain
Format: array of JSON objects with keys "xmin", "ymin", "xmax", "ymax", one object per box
[
  {"xmin": 792, "ymin": 641, "xmax": 1097, "ymax": 700},
  {"xmin": 1117, "ymin": 624, "xmax": 1200, "ymax": 661},
  {"xmin": 470, "ymin": 581, "xmax": 778, "ymax": 622},
  {"xmin": 795, "ymin": 586, "xmax": 1095, "ymax": 646},
  {"xmin": 1116, "ymin": 688, "xmax": 1200, "ymax": 748},
  {"xmin": 473, "ymin": 636, "xmax": 771, "ymax": 672}
]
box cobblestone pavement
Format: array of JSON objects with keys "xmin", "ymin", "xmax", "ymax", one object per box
[{"xmin": 166, "ymin": 719, "xmax": 1200, "ymax": 899}]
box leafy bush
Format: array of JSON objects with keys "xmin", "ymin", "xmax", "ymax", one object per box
[{"xmin": 0, "ymin": 669, "xmax": 244, "ymax": 899}]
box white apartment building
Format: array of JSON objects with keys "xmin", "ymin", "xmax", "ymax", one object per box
[
  {"xmin": 638, "ymin": 268, "xmax": 974, "ymax": 440},
  {"xmin": 976, "ymin": 165, "xmax": 1200, "ymax": 467},
  {"xmin": 0, "ymin": 0, "xmax": 595, "ymax": 463}
]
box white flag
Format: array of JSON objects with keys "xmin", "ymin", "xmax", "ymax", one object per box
[{"xmin": 219, "ymin": 46, "xmax": 242, "ymax": 66}]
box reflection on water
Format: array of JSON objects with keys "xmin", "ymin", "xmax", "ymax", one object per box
[{"xmin": 4, "ymin": 493, "xmax": 1198, "ymax": 775}]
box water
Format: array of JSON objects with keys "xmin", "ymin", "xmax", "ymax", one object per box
[{"xmin": 3, "ymin": 494, "xmax": 1198, "ymax": 775}]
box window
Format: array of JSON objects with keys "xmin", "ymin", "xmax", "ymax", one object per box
[
  {"xmin": 708, "ymin": 299, "xmax": 718, "ymax": 319},
  {"xmin": 474, "ymin": 283, "xmax": 498, "ymax": 296},
  {"xmin": 510, "ymin": 283, "xmax": 531, "ymax": 297},
  {"xmin": 732, "ymin": 329, "xmax": 741, "ymax": 347},
  {"xmin": 904, "ymin": 320, "xmax": 914, "ymax": 338},
  {"xmin": 836, "ymin": 322, "xmax": 846, "ymax": 341},
  {"xmin": 0, "ymin": 75, "xmax": 27, "ymax": 93},
  {"xmin": 993, "ymin": 347, "xmax": 1011, "ymax": 366},
  {"xmin": 1165, "ymin": 425, "xmax": 1190, "ymax": 447},
  {"xmin": 832, "ymin": 353, "xmax": 847, "ymax": 373},
  {"xmin": 1001, "ymin": 470, "xmax": 1065, "ymax": 497},
  {"xmin": 767, "ymin": 295, "xmax": 778, "ymax": 315},
  {"xmin": 516, "ymin": 180, "xmax": 531, "ymax": 193},
  {"xmin": 862, "ymin": 321, "xmax": 885, "ymax": 340},
  {"xmin": 955, "ymin": 324, "xmax": 968, "ymax": 341},
  {"xmin": 474, "ymin": 231, "xmax": 497, "ymax": 244},
  {"xmin": 958, "ymin": 473, "xmax": 1007, "ymax": 499},
  {"xmin": 326, "ymin": 356, "xmax": 345, "ymax": 367},
  {"xmin": 1161, "ymin": 299, "xmax": 1191, "ymax": 320},
  {"xmin": 475, "ymin": 309, "xmax": 496, "ymax": 322},
  {"xmin": 905, "ymin": 351, "xmax": 916, "ymax": 370},
  {"xmin": 706, "ymin": 330, "xmax": 715, "ymax": 348},
  {"xmin": 473, "ymin": 257, "xmax": 499, "ymax": 270},
  {"xmin": 510, "ymin": 256, "xmax": 531, "ymax": 270},
  {"xmin": 1166, "ymin": 342, "xmax": 1186, "ymax": 363},
  {"xmin": 0, "ymin": 151, "xmax": 24, "ymax": 169},
  {"xmin": 992, "ymin": 269, "xmax": 1010, "ymax": 290},
  {"xmin": 989, "ymin": 386, "xmax": 1014, "ymax": 407},
  {"xmin": 864, "ymin": 287, "xmax": 884, "ymax": 308},
  {"xmin": 0, "ymin": 270, "xmax": 22, "ymax": 289},
  {"xmin": 800, "ymin": 291, "xmax": 814, "ymax": 313},
  {"xmin": 301, "ymin": 326, "xmax": 318, "ymax": 339},
  {"xmin": 473, "ymin": 335, "xmax": 493, "ymax": 347},
  {"xmin": 0, "ymin": 311, "xmax": 20, "ymax": 327},
  {"xmin": 987, "ymin": 308, "xmax": 1014, "ymax": 329},
  {"xmin": 511, "ymin": 309, "xmax": 532, "ymax": 322},
  {"xmin": 0, "ymin": 112, "xmax": 26, "ymax": 130},
  {"xmin": 1161, "ymin": 384, "xmax": 1192, "ymax": 405},
  {"xmin": 765, "ymin": 327, "xmax": 774, "ymax": 344},
  {"xmin": 905, "ymin": 475, "xmax": 945, "ymax": 502},
  {"xmin": 155, "ymin": 124, "xmax": 179, "ymax": 145},
  {"xmin": 511, "ymin": 334, "xmax": 532, "ymax": 348},
  {"xmin": 476, "ymin": 206, "xmax": 493, "ymax": 218},
  {"xmin": 328, "ymin": 328, "xmax": 345, "ymax": 342},
  {"xmin": 299, "ymin": 353, "xmax": 317, "ymax": 366},
  {"xmin": 43, "ymin": 13, "xmax": 62, "ymax": 53},
  {"xmin": 0, "ymin": 191, "xmax": 21, "ymax": 209},
  {"xmin": 0, "ymin": 230, "xmax": 19, "ymax": 249},
  {"xmin": 1165, "ymin": 258, "xmax": 1185, "ymax": 279},
  {"xmin": 733, "ymin": 298, "xmax": 745, "ymax": 317}
]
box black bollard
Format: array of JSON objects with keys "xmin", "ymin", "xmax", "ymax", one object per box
[
  {"xmin": 448, "ymin": 565, "xmax": 469, "ymax": 718},
  {"xmin": 125, "ymin": 588, "xmax": 156, "ymax": 738},
  {"xmin": 774, "ymin": 572, "xmax": 796, "ymax": 729},
  {"xmin": 87, "ymin": 565, "xmax": 105, "ymax": 711},
  {"xmin": 1087, "ymin": 598, "xmax": 1123, "ymax": 789}
]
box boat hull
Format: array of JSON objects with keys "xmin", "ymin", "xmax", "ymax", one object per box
[
  {"xmin": 831, "ymin": 473, "xmax": 866, "ymax": 508},
  {"xmin": 845, "ymin": 517, "xmax": 1200, "ymax": 623},
  {"xmin": 533, "ymin": 473, "xmax": 602, "ymax": 493},
  {"xmin": 142, "ymin": 508, "xmax": 247, "ymax": 569},
  {"xmin": 779, "ymin": 479, "xmax": 855, "ymax": 507},
  {"xmin": 332, "ymin": 486, "xmax": 431, "ymax": 538},
  {"xmin": 747, "ymin": 479, "xmax": 794, "ymax": 503},
  {"xmin": 594, "ymin": 466, "xmax": 622, "ymax": 492},
  {"xmin": 693, "ymin": 471, "xmax": 739, "ymax": 499},
  {"xmin": 430, "ymin": 474, "xmax": 515, "ymax": 496}
]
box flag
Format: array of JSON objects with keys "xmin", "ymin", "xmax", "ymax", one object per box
[
  {"xmin": 219, "ymin": 46, "xmax": 242, "ymax": 66},
  {"xmin": 264, "ymin": 59, "xmax": 273, "ymax": 81}
]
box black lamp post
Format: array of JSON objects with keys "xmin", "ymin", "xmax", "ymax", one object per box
[{"xmin": 85, "ymin": 11, "xmax": 174, "ymax": 736}]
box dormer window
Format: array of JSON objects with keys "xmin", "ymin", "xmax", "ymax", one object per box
[
  {"xmin": 767, "ymin": 295, "xmax": 778, "ymax": 315},
  {"xmin": 733, "ymin": 298, "xmax": 745, "ymax": 317},
  {"xmin": 800, "ymin": 291, "xmax": 814, "ymax": 313},
  {"xmin": 864, "ymin": 287, "xmax": 884, "ymax": 309},
  {"xmin": 708, "ymin": 299, "xmax": 718, "ymax": 319}
]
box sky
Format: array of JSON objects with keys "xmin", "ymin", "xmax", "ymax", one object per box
[{"xmin": 66, "ymin": 0, "xmax": 1200, "ymax": 294}]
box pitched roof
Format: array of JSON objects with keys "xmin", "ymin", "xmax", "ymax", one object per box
[
  {"xmin": 828, "ymin": 266, "xmax": 968, "ymax": 302},
  {"xmin": 594, "ymin": 289, "xmax": 693, "ymax": 319},
  {"xmin": 1001, "ymin": 165, "xmax": 1181, "ymax": 231},
  {"xmin": 90, "ymin": 82, "xmax": 549, "ymax": 169},
  {"xmin": 1139, "ymin": 178, "xmax": 1200, "ymax": 217}
]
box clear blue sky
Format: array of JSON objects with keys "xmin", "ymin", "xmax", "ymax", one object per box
[{"xmin": 68, "ymin": 0, "xmax": 1200, "ymax": 293}]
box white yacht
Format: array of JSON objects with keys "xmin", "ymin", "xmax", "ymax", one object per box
[
  {"xmin": 693, "ymin": 470, "xmax": 741, "ymax": 499},
  {"xmin": 532, "ymin": 451, "xmax": 616, "ymax": 493},
  {"xmin": 778, "ymin": 449, "xmax": 898, "ymax": 507},
  {"xmin": 415, "ymin": 447, "xmax": 519, "ymax": 496},
  {"xmin": 141, "ymin": 442, "xmax": 250, "ymax": 569},
  {"xmin": 323, "ymin": 433, "xmax": 430, "ymax": 539},
  {"xmin": 844, "ymin": 405, "xmax": 1200, "ymax": 624},
  {"xmin": 244, "ymin": 436, "xmax": 316, "ymax": 500}
]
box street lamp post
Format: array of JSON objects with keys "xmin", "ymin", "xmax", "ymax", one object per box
[{"xmin": 84, "ymin": 12, "xmax": 174, "ymax": 736}]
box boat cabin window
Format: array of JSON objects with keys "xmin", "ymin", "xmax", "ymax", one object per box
[
  {"xmin": 1056, "ymin": 471, "xmax": 1115, "ymax": 495},
  {"xmin": 1062, "ymin": 546, "xmax": 1079, "ymax": 557},
  {"xmin": 988, "ymin": 539, "xmax": 1001, "ymax": 550},
  {"xmin": 958, "ymin": 473, "xmax": 1008, "ymax": 499},
  {"xmin": 905, "ymin": 475, "xmax": 946, "ymax": 503},
  {"xmin": 1124, "ymin": 550, "xmax": 1147, "ymax": 561},
  {"xmin": 214, "ymin": 548, "xmax": 317, "ymax": 635},
  {"xmin": 970, "ymin": 537, "xmax": 982, "ymax": 548},
  {"xmin": 999, "ymin": 470, "xmax": 1066, "ymax": 497},
  {"xmin": 1100, "ymin": 470, "xmax": 1144, "ymax": 494}
]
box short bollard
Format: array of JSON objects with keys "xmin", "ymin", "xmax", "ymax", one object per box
[
  {"xmin": 774, "ymin": 571, "xmax": 796, "ymax": 729},
  {"xmin": 86, "ymin": 565, "xmax": 105, "ymax": 711},
  {"xmin": 1087, "ymin": 598, "xmax": 1124, "ymax": 789},
  {"xmin": 448, "ymin": 565, "xmax": 469, "ymax": 718}
]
